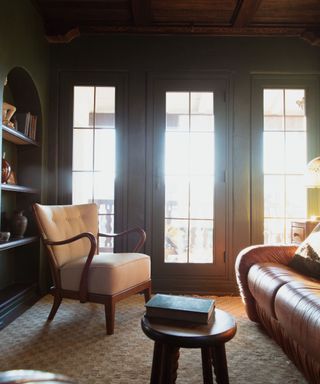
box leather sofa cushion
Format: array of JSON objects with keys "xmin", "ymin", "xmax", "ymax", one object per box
[
  {"xmin": 60, "ymin": 252, "xmax": 151, "ymax": 295},
  {"xmin": 248, "ymin": 263, "xmax": 308, "ymax": 319},
  {"xmin": 275, "ymin": 279, "xmax": 320, "ymax": 363}
]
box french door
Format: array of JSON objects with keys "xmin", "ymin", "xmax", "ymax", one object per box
[{"xmin": 149, "ymin": 76, "xmax": 229, "ymax": 291}]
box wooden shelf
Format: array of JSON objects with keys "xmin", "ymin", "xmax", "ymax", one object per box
[
  {"xmin": 0, "ymin": 236, "xmax": 39, "ymax": 251},
  {"xmin": 0, "ymin": 282, "xmax": 39, "ymax": 330},
  {"xmin": 2, "ymin": 125, "xmax": 39, "ymax": 146},
  {"xmin": 1, "ymin": 183, "xmax": 39, "ymax": 194}
]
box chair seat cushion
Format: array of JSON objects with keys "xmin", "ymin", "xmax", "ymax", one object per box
[{"xmin": 60, "ymin": 253, "xmax": 150, "ymax": 295}]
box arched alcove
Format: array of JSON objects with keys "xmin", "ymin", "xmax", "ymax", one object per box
[{"xmin": 4, "ymin": 67, "xmax": 42, "ymax": 142}]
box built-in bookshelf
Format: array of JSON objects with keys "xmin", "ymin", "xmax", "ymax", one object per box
[{"xmin": 0, "ymin": 67, "xmax": 42, "ymax": 329}]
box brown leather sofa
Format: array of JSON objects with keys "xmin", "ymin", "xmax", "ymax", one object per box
[{"xmin": 235, "ymin": 244, "xmax": 320, "ymax": 384}]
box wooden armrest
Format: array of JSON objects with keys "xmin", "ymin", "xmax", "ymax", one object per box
[
  {"xmin": 98, "ymin": 227, "xmax": 146, "ymax": 252},
  {"xmin": 44, "ymin": 232, "xmax": 97, "ymax": 303}
]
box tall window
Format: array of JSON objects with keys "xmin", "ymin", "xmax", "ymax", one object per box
[
  {"xmin": 72, "ymin": 86, "xmax": 116, "ymax": 251},
  {"xmin": 165, "ymin": 92, "xmax": 214, "ymax": 263},
  {"xmin": 263, "ymin": 89, "xmax": 307, "ymax": 244}
]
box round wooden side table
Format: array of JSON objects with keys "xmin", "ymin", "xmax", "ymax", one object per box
[{"xmin": 141, "ymin": 308, "xmax": 237, "ymax": 384}]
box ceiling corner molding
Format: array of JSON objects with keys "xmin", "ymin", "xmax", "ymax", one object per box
[
  {"xmin": 301, "ymin": 29, "xmax": 320, "ymax": 47},
  {"xmin": 45, "ymin": 27, "xmax": 80, "ymax": 44}
]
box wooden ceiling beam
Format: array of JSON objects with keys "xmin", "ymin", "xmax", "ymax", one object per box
[
  {"xmin": 232, "ymin": 0, "xmax": 263, "ymax": 27},
  {"xmin": 130, "ymin": 0, "xmax": 152, "ymax": 26},
  {"xmin": 83, "ymin": 25, "xmax": 304, "ymax": 37}
]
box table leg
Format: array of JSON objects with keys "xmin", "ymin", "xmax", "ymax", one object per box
[
  {"xmin": 160, "ymin": 344, "xmax": 180, "ymax": 384},
  {"xmin": 150, "ymin": 341, "xmax": 163, "ymax": 384},
  {"xmin": 201, "ymin": 347, "xmax": 214, "ymax": 384},
  {"xmin": 211, "ymin": 344, "xmax": 229, "ymax": 384}
]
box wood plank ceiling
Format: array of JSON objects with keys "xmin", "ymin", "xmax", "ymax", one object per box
[{"xmin": 32, "ymin": 0, "xmax": 320, "ymax": 45}]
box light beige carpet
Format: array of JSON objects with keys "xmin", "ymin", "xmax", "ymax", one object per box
[{"xmin": 0, "ymin": 295, "xmax": 307, "ymax": 384}]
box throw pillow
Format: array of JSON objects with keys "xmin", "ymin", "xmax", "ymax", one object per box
[{"xmin": 289, "ymin": 223, "xmax": 320, "ymax": 279}]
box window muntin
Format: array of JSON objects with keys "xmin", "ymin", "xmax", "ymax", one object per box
[{"xmin": 72, "ymin": 86, "xmax": 116, "ymax": 252}]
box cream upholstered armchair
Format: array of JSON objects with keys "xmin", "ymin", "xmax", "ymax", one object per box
[{"xmin": 33, "ymin": 203, "xmax": 151, "ymax": 335}]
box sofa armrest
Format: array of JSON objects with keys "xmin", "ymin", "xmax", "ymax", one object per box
[{"xmin": 235, "ymin": 244, "xmax": 298, "ymax": 321}]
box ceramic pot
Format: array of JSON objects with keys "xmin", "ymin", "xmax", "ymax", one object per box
[
  {"xmin": 2, "ymin": 158, "xmax": 11, "ymax": 183},
  {"xmin": 11, "ymin": 210, "xmax": 28, "ymax": 238}
]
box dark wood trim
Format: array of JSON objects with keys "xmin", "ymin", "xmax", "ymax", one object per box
[
  {"xmin": 1, "ymin": 184, "xmax": 39, "ymax": 194},
  {"xmin": 0, "ymin": 236, "xmax": 38, "ymax": 251},
  {"xmin": 232, "ymin": 0, "xmax": 263, "ymax": 27},
  {"xmin": 0, "ymin": 283, "xmax": 40, "ymax": 330},
  {"xmin": 78, "ymin": 25, "xmax": 305, "ymax": 37},
  {"xmin": 2, "ymin": 125, "xmax": 39, "ymax": 146},
  {"xmin": 45, "ymin": 25, "xmax": 309, "ymax": 43},
  {"xmin": 131, "ymin": 0, "xmax": 152, "ymax": 26}
]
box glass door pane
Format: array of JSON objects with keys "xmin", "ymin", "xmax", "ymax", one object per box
[{"xmin": 165, "ymin": 92, "xmax": 214, "ymax": 263}]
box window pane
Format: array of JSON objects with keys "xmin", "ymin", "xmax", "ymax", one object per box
[
  {"xmin": 190, "ymin": 176, "xmax": 214, "ymax": 219},
  {"xmin": 191, "ymin": 92, "xmax": 213, "ymax": 114},
  {"xmin": 264, "ymin": 219, "xmax": 285, "ymax": 244},
  {"xmin": 166, "ymin": 114, "xmax": 189, "ymax": 132},
  {"xmin": 166, "ymin": 92, "xmax": 189, "ymax": 114},
  {"xmin": 73, "ymin": 87, "xmax": 94, "ymax": 128},
  {"xmin": 264, "ymin": 116, "xmax": 284, "ymax": 131},
  {"xmin": 191, "ymin": 115, "xmax": 214, "ymax": 132},
  {"xmin": 264, "ymin": 132, "xmax": 285, "ymax": 173},
  {"xmin": 96, "ymin": 200, "xmax": 114, "ymax": 215},
  {"xmin": 264, "ymin": 175, "xmax": 285, "ymax": 218},
  {"xmin": 73, "ymin": 129, "xmax": 93, "ymax": 171},
  {"xmin": 95, "ymin": 87, "xmax": 115, "ymax": 128},
  {"xmin": 286, "ymin": 176, "xmax": 306, "ymax": 218},
  {"xmin": 190, "ymin": 133, "xmax": 214, "ymax": 175},
  {"xmin": 94, "ymin": 129, "xmax": 115, "ymax": 172},
  {"xmin": 99, "ymin": 214, "xmax": 114, "ymax": 252},
  {"xmin": 72, "ymin": 172, "xmax": 93, "ymax": 204},
  {"xmin": 285, "ymin": 132, "xmax": 306, "ymax": 174},
  {"xmin": 285, "ymin": 89, "xmax": 305, "ymax": 116},
  {"xmin": 94, "ymin": 172, "xmax": 114, "ymax": 203},
  {"xmin": 165, "ymin": 176, "xmax": 189, "ymax": 219},
  {"xmin": 264, "ymin": 89, "xmax": 283, "ymax": 115},
  {"xmin": 165, "ymin": 132, "xmax": 189, "ymax": 175},
  {"xmin": 165, "ymin": 219, "xmax": 188, "ymax": 263},
  {"xmin": 285, "ymin": 116, "xmax": 306, "ymax": 131},
  {"xmin": 189, "ymin": 220, "xmax": 213, "ymax": 263}
]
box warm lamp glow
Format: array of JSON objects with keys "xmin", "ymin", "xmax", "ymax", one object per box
[{"xmin": 306, "ymin": 157, "xmax": 320, "ymax": 188}]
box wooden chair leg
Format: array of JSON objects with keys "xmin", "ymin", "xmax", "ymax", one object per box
[
  {"xmin": 104, "ymin": 298, "xmax": 116, "ymax": 335},
  {"xmin": 144, "ymin": 285, "xmax": 151, "ymax": 302},
  {"xmin": 48, "ymin": 295, "xmax": 62, "ymax": 321}
]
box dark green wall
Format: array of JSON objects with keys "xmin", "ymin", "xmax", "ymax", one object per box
[{"xmin": 0, "ymin": 0, "xmax": 50, "ymax": 291}]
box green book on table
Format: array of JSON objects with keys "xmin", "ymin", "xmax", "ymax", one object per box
[{"xmin": 145, "ymin": 294, "xmax": 215, "ymax": 324}]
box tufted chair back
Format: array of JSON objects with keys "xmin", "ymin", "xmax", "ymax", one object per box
[{"xmin": 33, "ymin": 203, "xmax": 99, "ymax": 267}]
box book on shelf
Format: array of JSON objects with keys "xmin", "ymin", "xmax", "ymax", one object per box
[
  {"xmin": 145, "ymin": 294, "xmax": 215, "ymax": 324},
  {"xmin": 14, "ymin": 112, "xmax": 37, "ymax": 140}
]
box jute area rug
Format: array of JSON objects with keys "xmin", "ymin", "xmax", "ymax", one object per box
[{"xmin": 0, "ymin": 295, "xmax": 306, "ymax": 384}]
